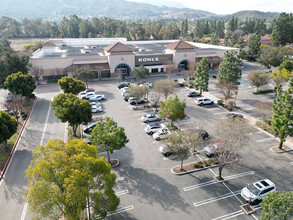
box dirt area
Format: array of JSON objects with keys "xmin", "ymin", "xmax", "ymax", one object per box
[{"xmin": 9, "ymin": 38, "xmax": 49, "ymax": 51}]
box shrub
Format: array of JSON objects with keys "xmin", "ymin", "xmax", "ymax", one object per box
[
  {"xmin": 252, "ymin": 89, "xmax": 274, "ymax": 94},
  {"xmin": 194, "ymin": 161, "xmax": 204, "ymax": 168},
  {"xmin": 264, "ymin": 118, "xmax": 272, "ymax": 125},
  {"xmin": 22, "ymin": 113, "xmax": 28, "ymax": 120},
  {"xmin": 255, "ymin": 121, "xmax": 277, "ymax": 135},
  {"xmin": 217, "ymin": 99, "xmax": 224, "ymax": 106},
  {"xmin": 226, "ymin": 101, "xmax": 234, "ymax": 111}
]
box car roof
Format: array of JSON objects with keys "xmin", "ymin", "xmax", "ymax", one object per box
[
  {"xmin": 149, "ymin": 123, "xmax": 160, "ymax": 127},
  {"xmin": 253, "ymin": 179, "xmax": 275, "ymax": 189}
]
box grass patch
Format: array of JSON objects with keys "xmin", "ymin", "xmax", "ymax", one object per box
[
  {"xmin": 252, "ymin": 89, "xmax": 274, "ymax": 94},
  {"xmin": 0, "ymin": 131, "xmax": 20, "ymax": 170},
  {"xmin": 68, "ymin": 126, "xmax": 82, "ymax": 140},
  {"xmin": 47, "ymin": 79, "xmax": 59, "ymax": 84},
  {"xmin": 255, "ymin": 121, "xmax": 277, "ymax": 135}
]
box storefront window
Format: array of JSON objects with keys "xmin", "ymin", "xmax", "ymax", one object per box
[{"xmin": 178, "ymin": 60, "xmax": 188, "ymax": 72}]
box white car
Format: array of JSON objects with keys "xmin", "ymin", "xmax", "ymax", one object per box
[
  {"xmin": 139, "ymin": 82, "xmax": 152, "ymax": 88},
  {"xmin": 144, "ymin": 123, "xmax": 166, "ymax": 135},
  {"xmin": 241, "ymin": 179, "xmax": 276, "ymax": 203},
  {"xmin": 92, "ymin": 105, "xmax": 103, "ymax": 113},
  {"xmin": 204, "ymin": 143, "xmax": 219, "ymax": 157},
  {"xmin": 153, "ymin": 129, "xmax": 170, "ymax": 141},
  {"xmin": 81, "ymin": 91, "xmax": 96, "ymax": 99},
  {"xmin": 141, "ymin": 114, "xmax": 160, "ymax": 123},
  {"xmin": 120, "ymin": 87, "xmax": 130, "ymax": 95},
  {"xmin": 89, "ymin": 94, "xmax": 106, "ymax": 102},
  {"xmin": 195, "ymin": 97, "xmax": 214, "ymax": 106},
  {"xmin": 159, "ymin": 144, "xmax": 173, "ymax": 157}
]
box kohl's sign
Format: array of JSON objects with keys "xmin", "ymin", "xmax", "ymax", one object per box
[{"xmin": 135, "ymin": 54, "xmax": 172, "ymax": 66}]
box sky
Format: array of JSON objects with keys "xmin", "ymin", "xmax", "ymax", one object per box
[{"xmin": 128, "ymin": 0, "xmax": 293, "ymax": 14}]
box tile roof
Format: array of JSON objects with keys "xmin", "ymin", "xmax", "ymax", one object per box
[
  {"xmin": 165, "ymin": 40, "xmax": 197, "ymax": 50},
  {"xmin": 104, "ymin": 42, "xmax": 134, "ymax": 52}
]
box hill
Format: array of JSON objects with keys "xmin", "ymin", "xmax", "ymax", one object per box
[
  {"xmin": 0, "ymin": 0, "xmax": 214, "ymax": 21},
  {"xmin": 220, "ymin": 10, "xmax": 279, "ymax": 21}
]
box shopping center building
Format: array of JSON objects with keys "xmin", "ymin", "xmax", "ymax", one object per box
[{"xmin": 31, "ymin": 38, "xmax": 239, "ymax": 79}]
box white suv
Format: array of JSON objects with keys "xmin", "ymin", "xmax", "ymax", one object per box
[
  {"xmin": 195, "ymin": 97, "xmax": 214, "ymax": 106},
  {"xmin": 144, "ymin": 123, "xmax": 166, "ymax": 135},
  {"xmin": 241, "ymin": 179, "xmax": 276, "ymax": 203},
  {"xmin": 153, "ymin": 129, "xmax": 170, "ymax": 141}
]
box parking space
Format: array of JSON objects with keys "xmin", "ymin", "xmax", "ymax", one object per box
[{"xmin": 80, "ymin": 80, "xmax": 292, "ymax": 220}]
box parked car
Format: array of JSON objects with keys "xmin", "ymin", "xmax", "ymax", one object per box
[
  {"xmin": 124, "ymin": 95, "xmax": 131, "ymax": 102},
  {"xmin": 141, "ymin": 114, "xmax": 161, "ymax": 123},
  {"xmin": 88, "ymin": 94, "xmax": 105, "ymax": 102},
  {"xmin": 187, "ymin": 91, "xmax": 200, "ymax": 97},
  {"xmin": 153, "ymin": 129, "xmax": 170, "ymax": 141},
  {"xmin": 195, "ymin": 97, "xmax": 214, "ymax": 106},
  {"xmin": 159, "ymin": 144, "xmax": 173, "ymax": 157},
  {"xmin": 144, "ymin": 123, "xmax": 166, "ymax": 135},
  {"xmin": 226, "ymin": 113, "xmax": 244, "ymax": 120},
  {"xmin": 139, "ymin": 82, "xmax": 152, "ymax": 88},
  {"xmin": 118, "ymin": 84, "xmax": 129, "ymax": 89},
  {"xmin": 204, "ymin": 143, "xmax": 219, "ymax": 157},
  {"xmin": 241, "ymin": 179, "xmax": 276, "ymax": 203},
  {"xmin": 92, "ymin": 105, "xmax": 103, "ymax": 113},
  {"xmin": 120, "ymin": 87, "xmax": 130, "ymax": 95},
  {"xmin": 129, "ymin": 97, "xmax": 147, "ymax": 105},
  {"xmin": 81, "ymin": 91, "xmax": 96, "ymax": 99},
  {"xmin": 80, "ymin": 89, "xmax": 95, "ymax": 97},
  {"xmin": 83, "ymin": 121, "xmax": 98, "ymax": 134}
]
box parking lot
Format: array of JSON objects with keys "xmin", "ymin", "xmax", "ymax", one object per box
[{"xmin": 80, "ymin": 78, "xmax": 292, "ymax": 220}]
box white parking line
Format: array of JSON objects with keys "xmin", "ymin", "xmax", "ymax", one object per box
[
  {"xmin": 213, "ymin": 112, "xmax": 228, "ymax": 115},
  {"xmin": 212, "ymin": 210, "xmax": 244, "ymax": 220},
  {"xmin": 193, "ymin": 190, "xmax": 241, "ymax": 207},
  {"xmin": 107, "ymin": 205, "xmax": 134, "ymax": 216},
  {"xmin": 183, "ymin": 171, "xmax": 254, "ymax": 191},
  {"xmin": 256, "ymin": 137, "xmax": 274, "ymax": 142},
  {"xmin": 205, "ymin": 108, "xmax": 222, "ymax": 111},
  {"xmin": 115, "ymin": 190, "xmax": 129, "ymax": 196}
]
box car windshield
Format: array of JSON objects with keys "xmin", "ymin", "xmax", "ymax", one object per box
[{"xmin": 247, "ymin": 184, "xmax": 260, "ymax": 195}]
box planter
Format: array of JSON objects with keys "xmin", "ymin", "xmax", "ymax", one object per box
[
  {"xmin": 240, "ymin": 203, "xmax": 255, "ymax": 215},
  {"xmin": 171, "ymin": 160, "xmax": 218, "ymax": 175},
  {"xmin": 110, "ymin": 159, "xmax": 120, "ymax": 168},
  {"xmin": 270, "ymin": 145, "xmax": 293, "ymax": 153}
]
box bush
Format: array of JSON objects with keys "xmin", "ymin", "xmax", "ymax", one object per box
[
  {"xmin": 194, "ymin": 161, "xmax": 204, "ymax": 168},
  {"xmin": 22, "ymin": 113, "xmax": 28, "ymax": 120},
  {"xmin": 217, "ymin": 99, "xmax": 224, "ymax": 106},
  {"xmin": 255, "ymin": 121, "xmax": 277, "ymax": 135},
  {"xmin": 166, "ymin": 124, "xmax": 178, "ymax": 130},
  {"xmin": 264, "ymin": 118, "xmax": 272, "ymax": 125},
  {"xmin": 47, "ymin": 79, "xmax": 59, "ymax": 84},
  {"xmin": 226, "ymin": 101, "xmax": 234, "ymax": 111}
]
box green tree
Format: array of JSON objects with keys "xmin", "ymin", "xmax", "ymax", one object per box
[
  {"xmin": 248, "ymin": 71, "xmax": 270, "ymax": 92},
  {"xmin": 218, "ymin": 51, "xmax": 243, "ymax": 85},
  {"xmin": 163, "ymin": 132, "xmax": 190, "ymax": 171},
  {"xmin": 89, "ymin": 117, "xmax": 129, "ymax": 165},
  {"xmin": 248, "ymin": 34, "xmax": 261, "ymax": 56},
  {"xmin": 24, "ymin": 139, "xmax": 119, "ymax": 220},
  {"xmin": 210, "ymin": 33, "xmax": 220, "ymax": 45},
  {"xmin": 0, "ymin": 37, "xmax": 11, "ymax": 54},
  {"xmin": 58, "ymin": 76, "xmax": 86, "ymax": 95},
  {"xmin": 50, "ymin": 93, "xmax": 92, "ymax": 137},
  {"xmin": 271, "ymin": 69, "xmax": 291, "ymax": 88},
  {"xmin": 260, "ymin": 191, "xmax": 293, "ymax": 220},
  {"xmin": 193, "ymin": 57, "xmax": 209, "ymax": 95},
  {"xmin": 23, "ymin": 41, "xmax": 43, "ymax": 52},
  {"xmin": 4, "ymin": 72, "xmax": 36, "ymax": 97},
  {"xmin": 0, "ymin": 111, "xmax": 18, "ymax": 149},
  {"xmin": 279, "ymin": 59, "xmax": 293, "ymax": 72},
  {"xmin": 154, "ymin": 79, "xmax": 177, "ymax": 101},
  {"xmin": 74, "ymin": 68, "xmax": 95, "ymax": 89},
  {"xmin": 271, "ymin": 12, "xmax": 293, "ymax": 46},
  {"xmin": 160, "ymin": 94, "xmax": 186, "ymax": 127},
  {"xmin": 0, "ymin": 53, "xmax": 30, "ymax": 85},
  {"xmin": 272, "ymin": 83, "xmax": 293, "ymax": 149},
  {"xmin": 131, "ymin": 65, "xmax": 149, "ymax": 82}
]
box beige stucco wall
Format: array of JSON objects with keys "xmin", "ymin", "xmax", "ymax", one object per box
[
  {"xmin": 171, "ymin": 50, "xmax": 197, "ymax": 68},
  {"xmin": 106, "ymin": 52, "xmax": 135, "ymax": 73}
]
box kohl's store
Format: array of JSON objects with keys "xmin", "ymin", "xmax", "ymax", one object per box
[{"xmin": 31, "ymin": 38, "xmax": 239, "ymax": 80}]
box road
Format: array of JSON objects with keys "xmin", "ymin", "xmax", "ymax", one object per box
[{"xmin": 0, "ymin": 85, "xmax": 64, "ymax": 219}]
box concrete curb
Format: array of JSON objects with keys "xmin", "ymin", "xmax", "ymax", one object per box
[
  {"xmin": 110, "ymin": 159, "xmax": 120, "ymax": 168},
  {"xmin": 0, "ymin": 96, "xmax": 38, "ymax": 181},
  {"xmin": 269, "ymin": 146, "xmax": 293, "ymax": 154},
  {"xmin": 170, "ymin": 162, "xmax": 218, "ymax": 175}
]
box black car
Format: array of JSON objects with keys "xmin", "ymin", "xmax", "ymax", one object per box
[
  {"xmin": 118, "ymin": 84, "xmax": 129, "ymax": 89},
  {"xmin": 187, "ymin": 91, "xmax": 200, "ymax": 97},
  {"xmin": 83, "ymin": 122, "xmax": 98, "ymax": 134},
  {"xmin": 226, "ymin": 113, "xmax": 244, "ymax": 120}
]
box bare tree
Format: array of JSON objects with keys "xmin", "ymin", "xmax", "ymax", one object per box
[
  {"xmin": 253, "ymin": 102, "xmax": 273, "ymax": 121},
  {"xmin": 30, "ymin": 66, "xmax": 44, "ymax": 84},
  {"xmin": 217, "ymin": 82, "xmax": 238, "ymax": 106},
  {"xmin": 163, "ymin": 131, "xmax": 190, "ymax": 171},
  {"xmin": 164, "ymin": 60, "xmax": 176, "ymax": 79},
  {"xmin": 183, "ymin": 130, "xmax": 204, "ymax": 154},
  {"xmin": 181, "ymin": 60, "xmax": 196, "ymax": 80},
  {"xmin": 214, "ymin": 119, "xmax": 252, "ymax": 180},
  {"xmin": 149, "ymin": 91, "xmax": 161, "ymax": 111},
  {"xmin": 128, "ymin": 85, "xmax": 147, "ymax": 107},
  {"xmin": 154, "ymin": 79, "xmax": 177, "ymax": 101},
  {"xmin": 3, "ymin": 94, "xmax": 27, "ymax": 122}
]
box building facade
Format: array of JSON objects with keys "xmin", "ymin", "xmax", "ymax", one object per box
[{"xmin": 31, "ymin": 38, "xmax": 239, "ymax": 80}]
